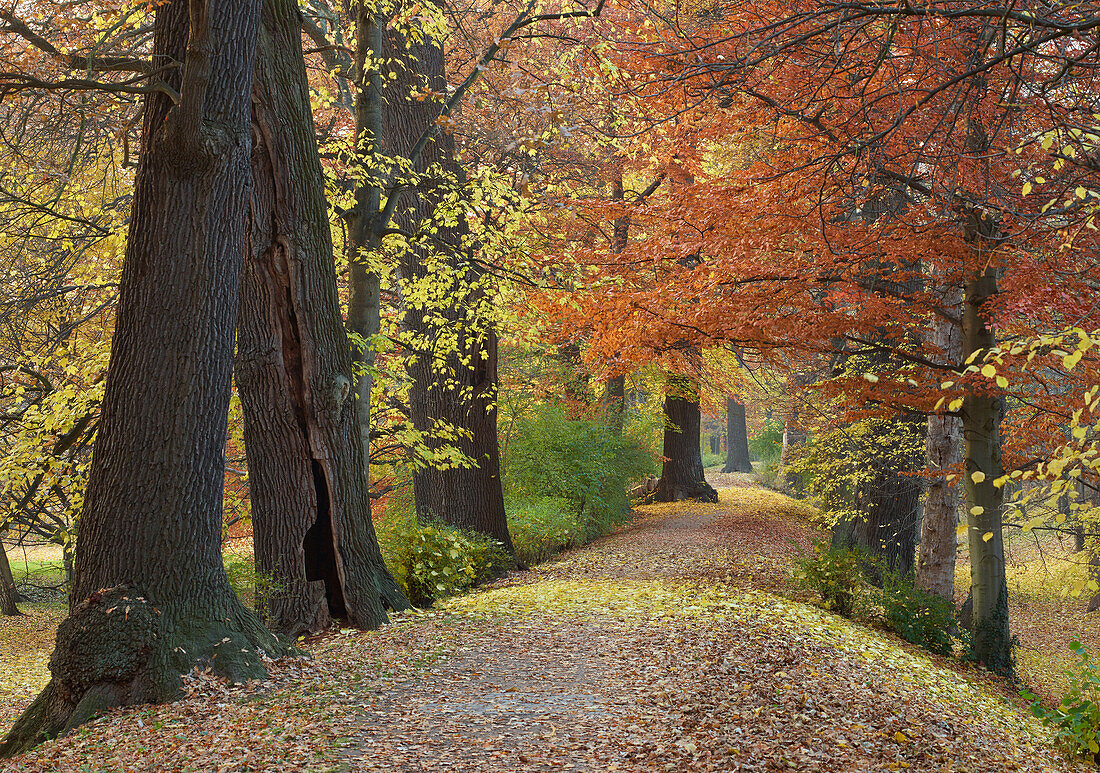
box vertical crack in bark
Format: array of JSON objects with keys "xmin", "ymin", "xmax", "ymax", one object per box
[{"xmin": 273, "ymin": 251, "xmax": 344, "ymax": 622}]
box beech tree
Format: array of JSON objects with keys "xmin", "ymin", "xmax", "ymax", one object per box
[
  {"xmin": 0, "ymin": 0, "xmax": 290, "ymax": 756},
  {"xmin": 0, "ymin": 543, "xmax": 18, "ymax": 617}
]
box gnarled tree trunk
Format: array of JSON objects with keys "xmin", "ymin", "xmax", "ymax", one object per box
[
  {"xmin": 235, "ymin": 0, "xmax": 409, "ymax": 638},
  {"xmin": 0, "ymin": 1, "xmax": 288, "ymax": 756},
  {"xmin": 723, "ymin": 398, "xmax": 753, "ymax": 473},
  {"xmin": 655, "ymin": 375, "xmax": 718, "ymax": 503}
]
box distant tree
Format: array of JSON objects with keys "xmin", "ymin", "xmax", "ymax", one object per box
[
  {"xmin": 722, "ymin": 399, "xmax": 752, "ymax": 473},
  {"xmin": 0, "ymin": 542, "xmax": 18, "ymax": 616}
]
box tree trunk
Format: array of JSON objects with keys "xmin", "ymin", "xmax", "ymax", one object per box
[
  {"xmin": 655, "ymin": 375, "xmax": 719, "ymax": 503},
  {"xmin": 0, "ymin": 544, "xmax": 19, "ymax": 616},
  {"xmin": 723, "ymin": 398, "xmax": 753, "ymax": 473},
  {"xmin": 916, "ymin": 287, "xmax": 963, "ymax": 600},
  {"xmin": 779, "ymin": 409, "xmax": 807, "ymax": 495},
  {"xmin": 831, "ymin": 416, "xmax": 923, "ymax": 580},
  {"xmin": 0, "ymin": 1, "xmax": 289, "ymax": 756},
  {"xmin": 962, "ymin": 265, "xmax": 1012, "ymax": 675},
  {"xmin": 605, "ymin": 374, "xmax": 626, "ymax": 435},
  {"xmin": 379, "ymin": 10, "xmax": 513, "ymax": 551},
  {"xmin": 235, "ymin": 0, "xmax": 409, "ymax": 638}
]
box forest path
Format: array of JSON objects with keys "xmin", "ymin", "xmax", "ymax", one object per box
[
  {"xmin": 5, "ymin": 482, "xmax": 1081, "ymax": 772},
  {"xmin": 333, "ymin": 482, "xmax": 1074, "ymax": 773}
]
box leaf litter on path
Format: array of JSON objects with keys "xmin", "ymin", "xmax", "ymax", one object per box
[{"xmin": 2, "ymin": 486, "xmax": 1088, "ymax": 772}]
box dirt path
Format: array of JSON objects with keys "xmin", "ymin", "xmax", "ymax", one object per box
[{"xmin": 4, "ymin": 485, "xmax": 1085, "ymax": 772}]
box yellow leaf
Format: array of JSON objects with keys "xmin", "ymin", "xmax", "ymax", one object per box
[
  {"xmin": 983, "ymin": 532, "xmax": 993, "ymax": 542},
  {"xmin": 1022, "ymin": 181, "xmax": 1032, "ymax": 195},
  {"xmin": 970, "ymin": 506, "xmax": 985, "ymax": 515},
  {"xmin": 981, "ymin": 364, "xmax": 997, "ymax": 378},
  {"xmin": 995, "ymin": 376, "xmax": 1008, "ymax": 388},
  {"xmin": 971, "ymin": 471, "xmax": 986, "ymax": 483},
  {"xmin": 894, "ymin": 731, "xmax": 908, "ymax": 744}
]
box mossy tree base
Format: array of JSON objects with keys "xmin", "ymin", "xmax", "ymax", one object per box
[{"xmin": 0, "ymin": 586, "xmax": 293, "ymax": 759}]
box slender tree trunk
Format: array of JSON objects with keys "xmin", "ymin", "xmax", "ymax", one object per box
[
  {"xmin": 917, "ymin": 287, "xmax": 963, "ymax": 600},
  {"xmin": 344, "ymin": 0, "xmax": 385, "ymax": 470},
  {"xmin": 723, "ymin": 398, "xmax": 753, "ymax": 473},
  {"xmin": 962, "ymin": 264, "xmax": 1012, "ymax": 675},
  {"xmin": 0, "ymin": 1, "xmax": 289, "ymax": 756},
  {"xmin": 379, "ymin": 10, "xmax": 512, "ymax": 551},
  {"xmin": 0, "ymin": 544, "xmax": 19, "ymax": 616},
  {"xmin": 235, "ymin": 0, "xmax": 408, "ymax": 638},
  {"xmin": 605, "ymin": 374, "xmax": 626, "ymax": 435},
  {"xmin": 779, "ymin": 409, "xmax": 807, "ymax": 495},
  {"xmin": 655, "ymin": 375, "xmax": 719, "ymax": 503}
]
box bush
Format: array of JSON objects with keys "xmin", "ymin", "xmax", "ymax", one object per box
[
  {"xmin": 505, "ymin": 406, "xmax": 653, "ymax": 541},
  {"xmin": 506, "ymin": 496, "xmax": 585, "ymax": 566},
  {"xmin": 1025, "ymin": 641, "xmax": 1100, "ymax": 761},
  {"xmin": 749, "ymin": 418, "xmax": 784, "ymax": 465},
  {"xmin": 376, "ymin": 506, "xmax": 510, "ymax": 607},
  {"xmin": 792, "ymin": 540, "xmax": 867, "ymax": 617},
  {"xmin": 880, "ymin": 575, "xmax": 955, "ymax": 657}
]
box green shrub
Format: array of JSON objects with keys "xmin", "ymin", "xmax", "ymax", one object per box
[
  {"xmin": 792, "ymin": 540, "xmax": 867, "ymax": 617},
  {"xmin": 749, "ymin": 418, "xmax": 784, "ymax": 465},
  {"xmin": 505, "ymin": 406, "xmax": 653, "ymax": 541},
  {"xmin": 1025, "ymin": 641, "xmax": 1100, "ymax": 761},
  {"xmin": 376, "ymin": 507, "xmax": 510, "ymax": 607},
  {"xmin": 879, "ymin": 574, "xmax": 955, "ymax": 657},
  {"xmin": 506, "ymin": 496, "xmax": 585, "ymax": 565}
]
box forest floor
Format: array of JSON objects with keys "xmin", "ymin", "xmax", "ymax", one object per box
[{"xmin": 1, "ymin": 479, "xmax": 1093, "ymax": 772}]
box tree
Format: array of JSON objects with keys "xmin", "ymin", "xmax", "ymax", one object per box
[
  {"xmin": 0, "ymin": 542, "xmax": 18, "ymax": 616},
  {"xmin": 0, "ymin": 0, "xmax": 290, "ymax": 756},
  {"xmin": 655, "ymin": 374, "xmax": 718, "ymax": 503},
  {"xmin": 377, "ymin": 7, "xmax": 513, "ymax": 551},
  {"xmin": 722, "ymin": 398, "xmax": 752, "ymax": 473},
  {"xmin": 235, "ymin": 0, "xmax": 409, "ymax": 638}
]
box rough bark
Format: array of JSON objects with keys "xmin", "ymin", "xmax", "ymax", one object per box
[
  {"xmin": 655, "ymin": 375, "xmax": 719, "ymax": 503},
  {"xmin": 723, "ymin": 398, "xmax": 753, "ymax": 473},
  {"xmin": 962, "ymin": 265, "xmax": 1012, "ymax": 675},
  {"xmin": 0, "ymin": 543, "xmax": 19, "ymax": 616},
  {"xmin": 235, "ymin": 0, "xmax": 409, "ymax": 638},
  {"xmin": 379, "ymin": 11, "xmax": 513, "ymax": 551},
  {"xmin": 0, "ymin": 1, "xmax": 289, "ymax": 757},
  {"xmin": 916, "ymin": 286, "xmax": 963, "ymax": 600}
]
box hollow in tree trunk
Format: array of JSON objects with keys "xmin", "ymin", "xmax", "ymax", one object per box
[
  {"xmin": 655, "ymin": 375, "xmax": 718, "ymax": 503},
  {"xmin": 0, "ymin": 1, "xmax": 293, "ymax": 757},
  {"xmin": 235, "ymin": 0, "xmax": 409, "ymax": 638},
  {"xmin": 723, "ymin": 398, "xmax": 753, "ymax": 473}
]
